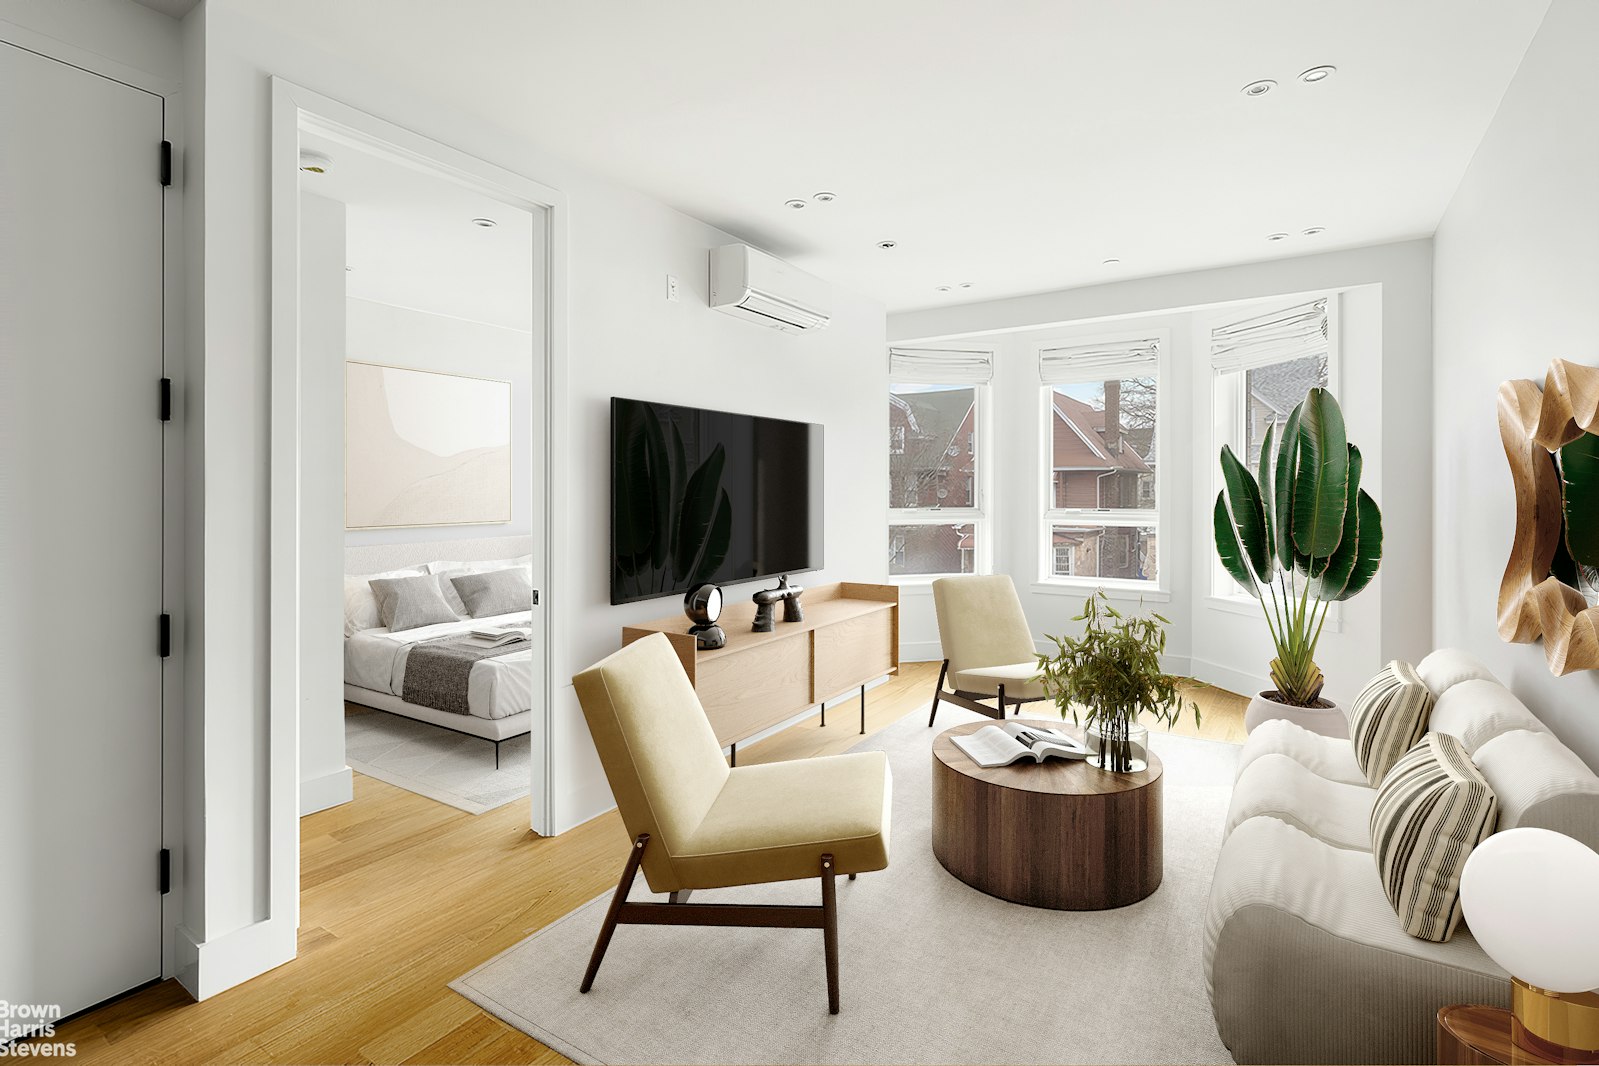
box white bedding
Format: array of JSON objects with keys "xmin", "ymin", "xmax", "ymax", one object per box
[{"xmin": 343, "ymin": 611, "xmax": 533, "ymax": 721}]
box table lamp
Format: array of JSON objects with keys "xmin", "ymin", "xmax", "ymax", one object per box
[{"xmin": 1459, "ymin": 827, "xmax": 1599, "ymax": 1063}]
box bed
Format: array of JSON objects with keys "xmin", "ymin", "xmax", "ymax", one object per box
[{"xmin": 343, "ymin": 536, "xmax": 535, "ymax": 765}]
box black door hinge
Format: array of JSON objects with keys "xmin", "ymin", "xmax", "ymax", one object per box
[
  {"xmin": 160, "ymin": 141, "xmax": 172, "ymax": 187},
  {"xmin": 158, "ymin": 613, "xmax": 171, "ymax": 658},
  {"xmin": 159, "ymin": 378, "xmax": 172, "ymax": 422},
  {"xmin": 159, "ymin": 849, "xmax": 171, "ymax": 895},
  {"xmin": 532, "ymin": 589, "xmax": 540, "ymax": 606}
]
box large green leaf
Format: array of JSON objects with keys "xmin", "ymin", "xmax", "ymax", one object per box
[
  {"xmin": 1333, "ymin": 489, "xmax": 1383, "ymax": 601},
  {"xmin": 1291, "ymin": 388, "xmax": 1350, "ymax": 560},
  {"xmin": 1273, "ymin": 406, "xmax": 1302, "ymax": 570},
  {"xmin": 1219, "ymin": 445, "xmax": 1272, "ymax": 583},
  {"xmin": 1258, "ymin": 421, "xmax": 1276, "ymax": 568},
  {"xmin": 1214, "ymin": 493, "xmax": 1261, "ymax": 598},
  {"xmin": 1310, "ymin": 444, "xmax": 1364, "ymax": 599},
  {"xmin": 689, "ymin": 489, "xmax": 733, "ymax": 584},
  {"xmin": 674, "ymin": 443, "xmax": 728, "ymax": 579},
  {"xmin": 1560, "ymin": 430, "xmax": 1599, "ymax": 567}
]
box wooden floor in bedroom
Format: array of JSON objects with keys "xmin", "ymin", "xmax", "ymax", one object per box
[{"xmin": 50, "ymin": 661, "xmax": 1247, "ymax": 1065}]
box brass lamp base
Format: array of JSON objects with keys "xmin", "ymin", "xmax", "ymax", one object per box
[{"xmin": 1513, "ymin": 977, "xmax": 1599, "ymax": 1063}]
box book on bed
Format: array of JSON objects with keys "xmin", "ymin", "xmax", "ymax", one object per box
[{"xmin": 466, "ymin": 625, "xmax": 532, "ymax": 648}]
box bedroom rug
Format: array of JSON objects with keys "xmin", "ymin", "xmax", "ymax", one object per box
[
  {"xmin": 450, "ymin": 706, "xmax": 1239, "ymax": 1064},
  {"xmin": 344, "ymin": 706, "xmax": 529, "ymax": 814}
]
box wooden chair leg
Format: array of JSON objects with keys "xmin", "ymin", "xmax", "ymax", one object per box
[
  {"xmin": 997, "ymin": 683, "xmax": 1006, "ymax": 719},
  {"xmin": 821, "ymin": 853, "xmax": 839, "ymax": 1015},
  {"xmin": 848, "ymin": 872, "xmax": 857, "ymax": 881},
  {"xmin": 580, "ymin": 833, "xmax": 648, "ymax": 993},
  {"xmin": 928, "ymin": 660, "xmax": 949, "ymax": 728}
]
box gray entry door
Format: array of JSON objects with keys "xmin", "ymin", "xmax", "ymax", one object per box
[{"xmin": 0, "ymin": 42, "xmax": 165, "ymax": 1019}]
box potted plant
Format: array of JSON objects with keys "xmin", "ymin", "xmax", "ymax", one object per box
[
  {"xmin": 1212, "ymin": 387, "xmax": 1382, "ymax": 734},
  {"xmin": 1036, "ymin": 589, "xmax": 1198, "ymax": 772}
]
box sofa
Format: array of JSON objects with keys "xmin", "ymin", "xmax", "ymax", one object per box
[{"xmin": 1205, "ymin": 648, "xmax": 1599, "ymax": 1064}]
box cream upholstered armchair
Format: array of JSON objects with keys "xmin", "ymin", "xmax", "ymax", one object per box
[
  {"xmin": 572, "ymin": 632, "xmax": 892, "ymax": 1015},
  {"xmin": 928, "ymin": 574, "xmax": 1047, "ymax": 727}
]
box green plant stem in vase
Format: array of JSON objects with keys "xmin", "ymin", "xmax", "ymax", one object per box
[{"xmin": 1036, "ymin": 590, "xmax": 1198, "ymax": 773}]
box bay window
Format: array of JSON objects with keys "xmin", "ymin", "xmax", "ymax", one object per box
[
  {"xmin": 1037, "ymin": 334, "xmax": 1163, "ymax": 588},
  {"xmin": 887, "ymin": 347, "xmax": 992, "ymax": 577}
]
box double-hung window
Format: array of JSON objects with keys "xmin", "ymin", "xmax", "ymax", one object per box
[
  {"xmin": 1208, "ymin": 296, "xmax": 1336, "ymax": 598},
  {"xmin": 1038, "ymin": 333, "xmax": 1164, "ymax": 589},
  {"xmin": 887, "ymin": 346, "xmax": 992, "ymax": 577}
]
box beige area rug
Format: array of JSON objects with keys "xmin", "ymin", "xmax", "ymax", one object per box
[
  {"xmin": 451, "ymin": 706, "xmax": 1238, "ymax": 1064},
  {"xmin": 345, "ymin": 706, "xmax": 530, "ymax": 815}
]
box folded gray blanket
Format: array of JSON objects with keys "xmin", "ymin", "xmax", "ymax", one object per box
[{"xmin": 401, "ymin": 633, "xmax": 528, "ymax": 715}]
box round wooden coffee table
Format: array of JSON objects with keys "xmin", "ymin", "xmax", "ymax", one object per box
[{"xmin": 931, "ymin": 718, "xmax": 1163, "ymax": 910}]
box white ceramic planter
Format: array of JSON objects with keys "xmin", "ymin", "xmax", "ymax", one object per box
[{"xmin": 1243, "ymin": 690, "xmax": 1349, "ymax": 739}]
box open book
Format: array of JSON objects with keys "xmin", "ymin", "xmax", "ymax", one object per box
[
  {"xmin": 466, "ymin": 625, "xmax": 531, "ymax": 648},
  {"xmin": 952, "ymin": 721, "xmax": 1091, "ymax": 768}
]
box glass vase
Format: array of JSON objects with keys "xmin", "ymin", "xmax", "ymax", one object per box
[{"xmin": 1087, "ymin": 719, "xmax": 1149, "ymax": 773}]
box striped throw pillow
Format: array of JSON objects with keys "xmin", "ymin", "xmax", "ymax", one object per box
[
  {"xmin": 1370, "ymin": 733, "xmax": 1499, "ymax": 942},
  {"xmin": 1350, "ymin": 660, "xmax": 1434, "ymax": 787}
]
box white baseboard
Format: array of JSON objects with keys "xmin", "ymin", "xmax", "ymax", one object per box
[
  {"xmin": 175, "ymin": 915, "xmax": 297, "ymax": 1001},
  {"xmin": 899, "ymin": 641, "xmax": 942, "ymax": 663},
  {"xmin": 1189, "ymin": 656, "xmax": 1266, "ymax": 701},
  {"xmin": 299, "ymin": 766, "xmax": 353, "ymax": 816}
]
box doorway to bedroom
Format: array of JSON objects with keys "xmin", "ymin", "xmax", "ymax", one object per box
[{"xmin": 279, "ymin": 89, "xmax": 560, "ymax": 831}]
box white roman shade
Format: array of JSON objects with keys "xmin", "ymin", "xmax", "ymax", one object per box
[
  {"xmin": 1210, "ymin": 298, "xmax": 1329, "ymax": 373},
  {"xmin": 1039, "ymin": 337, "xmax": 1159, "ymax": 385},
  {"xmin": 888, "ymin": 347, "xmax": 994, "ymax": 385}
]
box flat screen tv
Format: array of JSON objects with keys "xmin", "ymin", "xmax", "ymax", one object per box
[{"xmin": 610, "ymin": 397, "xmax": 823, "ymax": 605}]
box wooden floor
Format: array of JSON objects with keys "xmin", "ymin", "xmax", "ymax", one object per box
[{"xmin": 51, "ymin": 662, "xmax": 1246, "ymax": 1065}]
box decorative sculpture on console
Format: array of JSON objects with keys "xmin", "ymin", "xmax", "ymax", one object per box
[
  {"xmin": 751, "ymin": 576, "xmax": 805, "ymax": 633},
  {"xmin": 1498, "ymin": 358, "xmax": 1599, "ymax": 675}
]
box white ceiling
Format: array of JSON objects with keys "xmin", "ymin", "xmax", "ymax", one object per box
[
  {"xmin": 299, "ymin": 129, "xmax": 535, "ymax": 332},
  {"xmin": 130, "ymin": 0, "xmax": 199, "ymax": 17},
  {"xmin": 260, "ymin": 0, "xmax": 1547, "ymax": 312}
]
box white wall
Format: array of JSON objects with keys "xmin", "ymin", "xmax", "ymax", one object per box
[
  {"xmin": 174, "ymin": 1, "xmax": 885, "ymax": 996},
  {"xmin": 889, "ymin": 240, "xmax": 1433, "ymax": 707},
  {"xmin": 1434, "ymin": 0, "xmax": 1599, "ymax": 769},
  {"xmin": 299, "ymin": 191, "xmax": 352, "ymax": 816},
  {"xmin": 343, "ymin": 298, "xmax": 536, "ymax": 547}
]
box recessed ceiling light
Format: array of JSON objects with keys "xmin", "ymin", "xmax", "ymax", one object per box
[
  {"xmin": 935, "ymin": 285, "xmax": 952, "ymax": 293},
  {"xmin": 1101, "ymin": 257, "xmax": 1121, "ymax": 266},
  {"xmin": 876, "ymin": 240, "xmax": 897, "ymax": 250},
  {"xmin": 298, "ymin": 149, "xmax": 333, "ymax": 174},
  {"xmin": 1266, "ymin": 232, "xmax": 1290, "ymax": 241},
  {"xmin": 470, "ymin": 217, "xmax": 497, "ymax": 228},
  {"xmin": 1302, "ymin": 226, "xmax": 1326, "ymax": 236},
  {"xmin": 1299, "ymin": 65, "xmax": 1336, "ymax": 83},
  {"xmin": 785, "ymin": 199, "xmax": 807, "ymax": 210},
  {"xmin": 958, "ymin": 282, "xmax": 973, "ymax": 289},
  {"xmin": 344, "ymin": 266, "xmax": 352, "ymax": 272},
  {"xmin": 1241, "ymin": 79, "xmax": 1277, "ymax": 97},
  {"xmin": 813, "ymin": 191, "xmax": 836, "ymax": 203}
]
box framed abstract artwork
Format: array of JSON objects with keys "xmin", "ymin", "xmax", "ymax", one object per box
[{"xmin": 345, "ymin": 361, "xmax": 512, "ymax": 529}]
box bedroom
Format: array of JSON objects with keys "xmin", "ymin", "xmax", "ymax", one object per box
[{"xmin": 298, "ymin": 124, "xmax": 546, "ymax": 817}]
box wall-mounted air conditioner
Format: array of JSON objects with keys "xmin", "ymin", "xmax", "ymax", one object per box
[{"xmin": 709, "ymin": 243, "xmax": 831, "ymax": 332}]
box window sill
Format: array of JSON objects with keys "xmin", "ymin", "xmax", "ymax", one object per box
[{"xmin": 1031, "ymin": 579, "xmax": 1171, "ymax": 603}]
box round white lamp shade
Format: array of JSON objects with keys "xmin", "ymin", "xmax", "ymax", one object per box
[{"xmin": 1460, "ymin": 827, "xmax": 1599, "ymax": 993}]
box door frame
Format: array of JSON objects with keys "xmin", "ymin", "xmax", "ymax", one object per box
[{"xmin": 268, "ymin": 81, "xmax": 568, "ymax": 941}]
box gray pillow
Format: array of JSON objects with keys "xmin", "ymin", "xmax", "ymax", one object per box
[
  {"xmin": 368, "ymin": 574, "xmax": 458, "ymax": 632},
  {"xmin": 450, "ymin": 568, "xmax": 533, "ymax": 618}
]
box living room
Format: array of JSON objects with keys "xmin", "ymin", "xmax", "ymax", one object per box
[{"xmin": 3, "ymin": 1, "xmax": 1598, "ymax": 1064}]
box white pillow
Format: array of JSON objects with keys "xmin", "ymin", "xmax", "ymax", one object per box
[{"xmin": 343, "ymin": 566, "xmax": 424, "ymax": 636}]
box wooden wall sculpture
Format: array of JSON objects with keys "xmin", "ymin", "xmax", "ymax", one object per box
[{"xmin": 1498, "ymin": 358, "xmax": 1599, "ymax": 675}]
